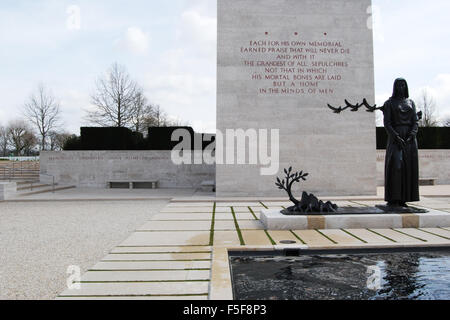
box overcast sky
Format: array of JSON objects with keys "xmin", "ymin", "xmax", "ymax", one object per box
[{"xmin": 1, "ymin": 0, "xmax": 449, "ymax": 134}]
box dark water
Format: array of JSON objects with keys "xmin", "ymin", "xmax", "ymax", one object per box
[{"xmin": 230, "ymin": 251, "xmax": 450, "ymax": 300}]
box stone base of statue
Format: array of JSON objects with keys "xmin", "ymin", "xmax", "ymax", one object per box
[
  {"xmin": 375, "ymin": 205, "xmax": 428, "ymax": 214},
  {"xmin": 261, "ymin": 207, "xmax": 445, "ymax": 231},
  {"xmin": 281, "ymin": 205, "xmax": 428, "ymax": 216}
]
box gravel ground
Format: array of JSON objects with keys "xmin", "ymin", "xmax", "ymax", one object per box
[{"xmin": 0, "ymin": 200, "xmax": 168, "ymax": 300}]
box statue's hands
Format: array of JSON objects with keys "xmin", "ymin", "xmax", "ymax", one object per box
[
  {"xmin": 406, "ymin": 134, "xmax": 415, "ymax": 143},
  {"xmin": 395, "ymin": 135, "xmax": 406, "ymax": 148}
]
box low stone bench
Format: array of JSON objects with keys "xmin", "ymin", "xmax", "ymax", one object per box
[
  {"xmin": 200, "ymin": 180, "xmax": 215, "ymax": 192},
  {"xmin": 109, "ymin": 180, "xmax": 158, "ymax": 189},
  {"xmin": 419, "ymin": 178, "xmax": 437, "ymax": 186}
]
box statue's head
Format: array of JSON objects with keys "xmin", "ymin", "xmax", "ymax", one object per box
[{"xmin": 392, "ymin": 78, "xmax": 409, "ymax": 99}]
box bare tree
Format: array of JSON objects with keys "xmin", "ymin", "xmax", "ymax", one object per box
[
  {"xmin": 23, "ymin": 83, "xmax": 60, "ymax": 150},
  {"xmin": 86, "ymin": 63, "xmax": 139, "ymax": 128},
  {"xmin": 48, "ymin": 131, "xmax": 74, "ymax": 151},
  {"xmin": 442, "ymin": 116, "xmax": 450, "ymax": 127},
  {"xmin": 131, "ymin": 88, "xmax": 158, "ymax": 134},
  {"xmin": 152, "ymin": 105, "xmax": 168, "ymax": 127},
  {"xmin": 7, "ymin": 120, "xmax": 37, "ymax": 156},
  {"xmin": 0, "ymin": 125, "xmax": 9, "ymax": 156},
  {"xmin": 22, "ymin": 131, "xmax": 38, "ymax": 156},
  {"xmin": 416, "ymin": 89, "xmax": 439, "ymax": 127}
]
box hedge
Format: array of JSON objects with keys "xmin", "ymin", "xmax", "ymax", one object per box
[
  {"xmin": 63, "ymin": 126, "xmax": 214, "ymax": 151},
  {"xmin": 377, "ymin": 127, "xmax": 450, "ymax": 149},
  {"xmin": 63, "ymin": 126, "xmax": 449, "ymax": 151}
]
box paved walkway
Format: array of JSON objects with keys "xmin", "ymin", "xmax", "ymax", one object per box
[
  {"xmin": 0, "ymin": 199, "xmax": 169, "ymax": 300},
  {"xmin": 58, "ymin": 196, "xmax": 450, "ymax": 300}
]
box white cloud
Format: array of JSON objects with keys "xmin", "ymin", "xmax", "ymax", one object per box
[
  {"xmin": 141, "ymin": 2, "xmax": 217, "ymax": 133},
  {"xmin": 59, "ymin": 89, "xmax": 91, "ymax": 134},
  {"xmin": 191, "ymin": 120, "xmax": 216, "ymax": 134},
  {"xmin": 415, "ymin": 74, "xmax": 450, "ymax": 120},
  {"xmin": 178, "ymin": 10, "xmax": 216, "ymax": 55},
  {"xmin": 117, "ymin": 27, "xmax": 150, "ymax": 55}
]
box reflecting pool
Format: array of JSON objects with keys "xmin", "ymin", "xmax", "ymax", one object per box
[{"xmin": 230, "ymin": 250, "xmax": 450, "ymax": 300}]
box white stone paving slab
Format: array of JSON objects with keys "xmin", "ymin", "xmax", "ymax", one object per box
[
  {"xmin": 102, "ymin": 253, "xmax": 211, "ymax": 261},
  {"xmin": 160, "ymin": 207, "xmax": 214, "ymax": 213},
  {"xmin": 237, "ymin": 220, "xmax": 264, "ymax": 230},
  {"xmin": 80, "ymin": 270, "xmax": 210, "ymax": 282},
  {"xmin": 59, "ymin": 281, "xmax": 210, "ymax": 297},
  {"xmin": 167, "ymin": 203, "xmax": 215, "ymax": 207},
  {"xmin": 342, "ymin": 229, "xmax": 393, "ymax": 244},
  {"xmin": 214, "ymin": 220, "xmax": 237, "ymax": 231},
  {"xmin": 91, "ymin": 261, "xmax": 211, "ymax": 271},
  {"xmin": 111, "ymin": 246, "xmax": 212, "ymax": 253},
  {"xmin": 319, "ymin": 229, "xmax": 365, "ymax": 245},
  {"xmin": 56, "ymin": 295, "xmax": 208, "ymax": 300},
  {"xmin": 420, "ymin": 228, "xmax": 450, "ymax": 239},
  {"xmin": 368, "ymin": 229, "xmax": 425, "ymax": 243},
  {"xmin": 151, "ymin": 213, "xmax": 212, "ymax": 221},
  {"xmin": 393, "ymin": 228, "xmax": 450, "ymax": 243},
  {"xmin": 119, "ymin": 231, "xmax": 210, "ymax": 247},
  {"xmin": 136, "ymin": 220, "xmax": 212, "ymax": 231}
]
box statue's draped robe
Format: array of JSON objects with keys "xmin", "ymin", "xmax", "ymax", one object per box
[{"xmin": 383, "ymin": 97, "xmax": 420, "ymax": 203}]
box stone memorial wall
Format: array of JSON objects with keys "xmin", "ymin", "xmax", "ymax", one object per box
[
  {"xmin": 40, "ymin": 151, "xmax": 215, "ymax": 189},
  {"xmin": 217, "ymin": 0, "xmax": 377, "ymax": 196}
]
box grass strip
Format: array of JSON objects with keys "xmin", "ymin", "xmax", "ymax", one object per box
[
  {"xmin": 209, "ymin": 202, "xmax": 216, "ymax": 246},
  {"xmin": 264, "ymin": 230, "xmax": 276, "ymax": 245},
  {"xmin": 391, "ymin": 228, "xmax": 427, "ymax": 242},
  {"xmin": 315, "ymin": 229, "xmax": 338, "ymax": 244},
  {"xmin": 259, "ymin": 201, "xmax": 269, "ymax": 209},
  {"xmin": 247, "ymin": 206, "xmax": 259, "ymax": 220},
  {"xmin": 289, "ymin": 230, "xmax": 306, "ymax": 244},
  {"xmin": 341, "ymin": 229, "xmax": 368, "ymax": 243},
  {"xmin": 366, "ymin": 229, "xmax": 397, "ymax": 242},
  {"xmin": 230, "ymin": 207, "xmax": 245, "ymax": 245},
  {"xmin": 418, "ymin": 228, "xmax": 450, "ymax": 240}
]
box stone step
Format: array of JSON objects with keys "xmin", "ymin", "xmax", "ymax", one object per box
[
  {"xmin": 59, "ymin": 281, "xmax": 210, "ymax": 297},
  {"xmin": 16, "ymin": 183, "xmax": 52, "ymax": 191},
  {"xmin": 19, "ymin": 185, "xmax": 76, "ymax": 196}
]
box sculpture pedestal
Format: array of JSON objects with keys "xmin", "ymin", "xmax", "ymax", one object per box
[{"xmin": 260, "ymin": 208, "xmax": 445, "ymax": 231}]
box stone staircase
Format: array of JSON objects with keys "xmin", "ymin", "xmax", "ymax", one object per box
[
  {"xmin": 14, "ymin": 180, "xmax": 75, "ymax": 197},
  {"xmin": 0, "ymin": 161, "xmax": 40, "ymax": 181}
]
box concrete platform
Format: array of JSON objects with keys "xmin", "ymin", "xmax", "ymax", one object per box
[{"xmin": 260, "ymin": 208, "xmax": 450, "ymax": 230}]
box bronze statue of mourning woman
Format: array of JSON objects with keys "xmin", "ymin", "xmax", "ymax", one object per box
[
  {"xmin": 382, "ymin": 78, "xmax": 420, "ymax": 208},
  {"xmin": 278, "ymin": 78, "xmax": 427, "ymax": 215}
]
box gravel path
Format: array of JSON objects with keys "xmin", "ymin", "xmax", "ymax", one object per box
[{"xmin": 0, "ymin": 200, "xmax": 168, "ymax": 300}]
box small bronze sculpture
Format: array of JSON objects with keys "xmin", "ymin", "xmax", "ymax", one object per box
[
  {"xmin": 382, "ymin": 78, "xmax": 420, "ymax": 207},
  {"xmin": 275, "ymin": 167, "xmax": 338, "ymax": 214}
]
